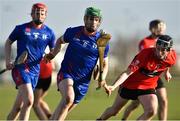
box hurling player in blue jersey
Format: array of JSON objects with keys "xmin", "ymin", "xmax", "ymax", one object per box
[
  {"xmin": 5, "ymin": 3, "xmax": 55, "ymax": 120},
  {"xmin": 45, "ymin": 7, "xmax": 110, "ymax": 120}
]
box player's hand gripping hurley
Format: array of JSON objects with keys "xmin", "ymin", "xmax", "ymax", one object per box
[
  {"xmin": 0, "ymin": 51, "xmax": 28, "ymax": 75},
  {"xmin": 96, "ymin": 30, "xmax": 111, "ymax": 90}
]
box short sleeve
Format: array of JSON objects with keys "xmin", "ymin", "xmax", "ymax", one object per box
[
  {"xmin": 167, "ymin": 50, "xmax": 177, "ymax": 66},
  {"xmin": 48, "ymin": 30, "xmax": 56, "ymax": 49},
  {"xmin": 104, "ymin": 43, "xmax": 110, "ymax": 58},
  {"xmin": 8, "ymin": 26, "xmax": 20, "ymax": 42},
  {"xmin": 63, "ymin": 27, "xmax": 73, "ymax": 43},
  {"xmin": 139, "ymin": 39, "xmax": 144, "ymax": 51},
  {"xmin": 128, "ymin": 50, "xmax": 146, "ymax": 72}
]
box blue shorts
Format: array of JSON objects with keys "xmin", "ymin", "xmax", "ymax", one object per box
[
  {"xmin": 73, "ymin": 81, "xmax": 89, "ymax": 104},
  {"xmin": 12, "ymin": 67, "xmax": 39, "ymax": 90},
  {"xmin": 57, "ymin": 71, "xmax": 90, "ymax": 104}
]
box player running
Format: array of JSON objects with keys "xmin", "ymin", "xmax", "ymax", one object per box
[
  {"xmin": 44, "ymin": 7, "xmax": 110, "ymax": 120},
  {"xmin": 5, "ymin": 3, "xmax": 55, "ymax": 120},
  {"xmin": 122, "ymin": 19, "xmax": 169, "ymax": 121},
  {"xmin": 98, "ymin": 35, "xmax": 176, "ymax": 120}
]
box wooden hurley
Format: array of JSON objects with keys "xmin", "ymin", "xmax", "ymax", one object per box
[{"xmin": 96, "ymin": 30, "xmax": 111, "ymax": 90}]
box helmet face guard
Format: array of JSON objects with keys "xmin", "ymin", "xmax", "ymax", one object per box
[
  {"xmin": 156, "ymin": 39, "xmax": 171, "ymax": 50},
  {"xmin": 156, "ymin": 35, "xmax": 173, "ymax": 51}
]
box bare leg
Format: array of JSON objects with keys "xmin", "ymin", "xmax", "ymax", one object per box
[
  {"xmin": 33, "ymin": 89, "xmax": 48, "ymax": 120},
  {"xmin": 51, "ymin": 78, "xmax": 75, "ymax": 120},
  {"xmin": 156, "ymin": 87, "xmax": 168, "ymax": 121},
  {"xmin": 98, "ymin": 94, "xmax": 128, "ymax": 120},
  {"xmin": 7, "ymin": 92, "xmax": 23, "ymax": 120},
  {"xmin": 69, "ymin": 104, "xmax": 78, "ymax": 114},
  {"xmin": 19, "ymin": 83, "xmax": 34, "ymax": 120},
  {"xmin": 50, "ymin": 100, "xmax": 64, "ymax": 120},
  {"xmin": 137, "ymin": 94, "xmax": 158, "ymax": 120},
  {"xmin": 40, "ymin": 91, "xmax": 52, "ymax": 118},
  {"xmin": 122, "ymin": 100, "xmax": 140, "ymax": 120},
  {"xmin": 50, "ymin": 98, "xmax": 77, "ymax": 120},
  {"xmin": 40, "ymin": 101, "xmax": 52, "ymax": 118}
]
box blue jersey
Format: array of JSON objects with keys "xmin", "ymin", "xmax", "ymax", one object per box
[
  {"xmin": 60, "ymin": 26, "xmax": 109, "ymax": 84},
  {"xmin": 9, "ymin": 22, "xmax": 55, "ymax": 89},
  {"xmin": 9, "ymin": 22, "xmax": 55, "ymax": 74}
]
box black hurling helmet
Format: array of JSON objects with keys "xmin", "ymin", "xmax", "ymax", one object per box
[{"xmin": 156, "ymin": 35, "xmax": 173, "ymax": 51}]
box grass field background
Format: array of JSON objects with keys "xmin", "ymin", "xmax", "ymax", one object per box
[{"xmin": 0, "ymin": 76, "xmax": 180, "ymax": 120}]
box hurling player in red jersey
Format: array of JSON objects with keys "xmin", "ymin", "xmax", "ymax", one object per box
[
  {"xmin": 33, "ymin": 58, "xmax": 53, "ymax": 120},
  {"xmin": 122, "ymin": 20, "xmax": 169, "ymax": 121},
  {"xmin": 97, "ymin": 35, "xmax": 176, "ymax": 120}
]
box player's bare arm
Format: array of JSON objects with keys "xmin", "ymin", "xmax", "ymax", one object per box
[
  {"xmin": 164, "ymin": 67, "xmax": 171, "ymax": 82},
  {"xmin": 93, "ymin": 57, "xmax": 110, "ymax": 95},
  {"xmin": 99, "ymin": 57, "xmax": 108, "ymax": 85},
  {"xmin": 5, "ymin": 39, "xmax": 14, "ymax": 70},
  {"xmin": 99, "ymin": 57, "xmax": 109, "ymax": 94},
  {"xmin": 108, "ymin": 68, "xmax": 133, "ymax": 92},
  {"xmin": 44, "ymin": 36, "xmax": 65, "ymax": 61},
  {"xmin": 93, "ymin": 62, "xmax": 100, "ymax": 81}
]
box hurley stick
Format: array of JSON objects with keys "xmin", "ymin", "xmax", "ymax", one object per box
[
  {"xmin": 96, "ymin": 30, "xmax": 111, "ymax": 90},
  {"xmin": 0, "ymin": 51, "xmax": 28, "ymax": 75}
]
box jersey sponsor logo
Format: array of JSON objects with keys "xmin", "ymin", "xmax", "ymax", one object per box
[
  {"xmin": 25, "ymin": 27, "xmax": 31, "ymax": 36},
  {"xmin": 82, "ymin": 40, "xmax": 89, "ymax": 47},
  {"xmin": 147, "ymin": 62, "xmax": 158, "ymax": 70},
  {"xmin": 25, "ymin": 32, "xmax": 31, "ymax": 36},
  {"xmin": 33, "ymin": 32, "xmax": 40, "ymax": 39},
  {"xmin": 73, "ymin": 37, "xmax": 97, "ymax": 49},
  {"xmin": 25, "ymin": 28, "xmax": 31, "ymax": 32},
  {"xmin": 42, "ymin": 34, "xmax": 48, "ymax": 40},
  {"xmin": 25, "ymin": 32, "xmax": 48, "ymax": 40}
]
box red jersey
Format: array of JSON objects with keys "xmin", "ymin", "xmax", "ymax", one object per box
[
  {"xmin": 39, "ymin": 59, "xmax": 53, "ymax": 79},
  {"xmin": 122, "ymin": 48, "xmax": 176, "ymax": 89},
  {"xmin": 139, "ymin": 36, "xmax": 156, "ymax": 51}
]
